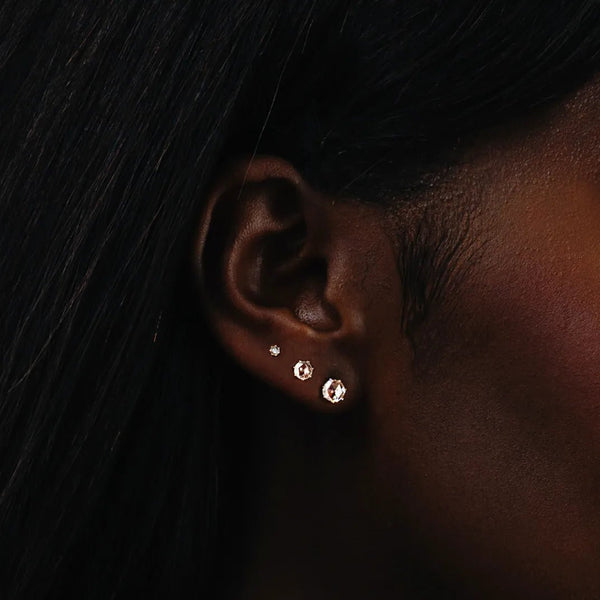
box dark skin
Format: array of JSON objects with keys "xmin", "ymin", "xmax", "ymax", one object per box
[{"xmin": 194, "ymin": 75, "xmax": 600, "ymax": 598}]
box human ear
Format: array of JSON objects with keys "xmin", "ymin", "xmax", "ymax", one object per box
[{"xmin": 193, "ymin": 154, "xmax": 392, "ymax": 412}]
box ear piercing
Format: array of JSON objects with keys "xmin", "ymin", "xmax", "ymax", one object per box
[
  {"xmin": 321, "ymin": 378, "xmax": 346, "ymax": 404},
  {"xmin": 273, "ymin": 346, "xmax": 346, "ymax": 403},
  {"xmin": 293, "ymin": 360, "xmax": 314, "ymax": 381}
]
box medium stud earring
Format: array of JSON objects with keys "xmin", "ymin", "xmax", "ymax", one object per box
[
  {"xmin": 322, "ymin": 378, "xmax": 346, "ymax": 403},
  {"xmin": 293, "ymin": 360, "xmax": 314, "ymax": 381},
  {"xmin": 269, "ymin": 344, "xmax": 281, "ymax": 357}
]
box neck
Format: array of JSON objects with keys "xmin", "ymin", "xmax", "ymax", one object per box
[{"xmin": 220, "ymin": 391, "xmax": 436, "ymax": 600}]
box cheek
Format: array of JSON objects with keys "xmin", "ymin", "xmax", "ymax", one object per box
[
  {"xmin": 371, "ymin": 184, "xmax": 600, "ymax": 595},
  {"xmin": 473, "ymin": 187, "xmax": 600, "ymax": 434}
]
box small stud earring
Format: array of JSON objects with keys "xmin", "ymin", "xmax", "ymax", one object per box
[
  {"xmin": 269, "ymin": 344, "xmax": 281, "ymax": 357},
  {"xmin": 293, "ymin": 360, "xmax": 314, "ymax": 381},
  {"xmin": 322, "ymin": 378, "xmax": 346, "ymax": 403}
]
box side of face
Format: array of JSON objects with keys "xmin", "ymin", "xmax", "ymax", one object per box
[
  {"xmin": 194, "ymin": 77, "xmax": 600, "ymax": 597},
  {"xmin": 368, "ymin": 80, "xmax": 600, "ymax": 597}
]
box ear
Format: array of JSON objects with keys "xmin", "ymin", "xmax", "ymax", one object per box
[{"xmin": 193, "ymin": 154, "xmax": 390, "ymax": 412}]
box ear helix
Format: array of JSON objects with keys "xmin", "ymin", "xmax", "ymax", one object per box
[{"xmin": 269, "ymin": 345, "xmax": 347, "ymax": 404}]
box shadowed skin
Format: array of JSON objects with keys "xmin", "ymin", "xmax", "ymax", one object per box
[{"xmin": 194, "ymin": 74, "xmax": 600, "ymax": 599}]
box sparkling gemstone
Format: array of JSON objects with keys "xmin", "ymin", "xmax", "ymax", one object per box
[
  {"xmin": 293, "ymin": 360, "xmax": 313, "ymax": 381},
  {"xmin": 321, "ymin": 378, "xmax": 346, "ymax": 403},
  {"xmin": 269, "ymin": 344, "xmax": 281, "ymax": 357}
]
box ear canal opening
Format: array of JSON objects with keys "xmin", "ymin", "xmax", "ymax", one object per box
[
  {"xmin": 292, "ymin": 256, "xmax": 342, "ymax": 332},
  {"xmin": 260, "ymin": 237, "xmax": 341, "ymax": 332}
]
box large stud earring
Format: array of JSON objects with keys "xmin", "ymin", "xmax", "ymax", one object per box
[
  {"xmin": 293, "ymin": 360, "xmax": 314, "ymax": 381},
  {"xmin": 321, "ymin": 378, "xmax": 346, "ymax": 403}
]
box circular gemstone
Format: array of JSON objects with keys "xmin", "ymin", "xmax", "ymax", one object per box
[
  {"xmin": 269, "ymin": 344, "xmax": 281, "ymax": 357},
  {"xmin": 293, "ymin": 360, "xmax": 314, "ymax": 381},
  {"xmin": 321, "ymin": 378, "xmax": 346, "ymax": 403}
]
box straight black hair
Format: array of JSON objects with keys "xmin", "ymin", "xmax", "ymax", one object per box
[{"xmin": 1, "ymin": 1, "xmax": 599, "ymax": 597}]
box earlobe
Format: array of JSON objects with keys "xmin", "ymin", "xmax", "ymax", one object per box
[{"xmin": 193, "ymin": 154, "xmax": 381, "ymax": 412}]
